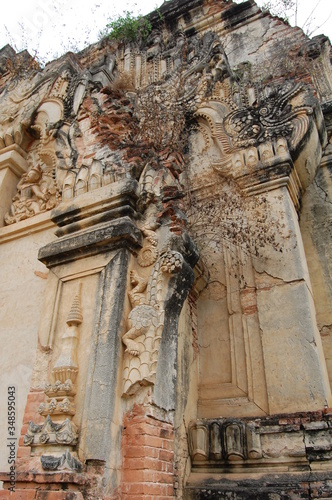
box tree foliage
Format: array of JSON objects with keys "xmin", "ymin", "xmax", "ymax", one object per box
[{"xmin": 105, "ymin": 11, "xmax": 152, "ymax": 44}]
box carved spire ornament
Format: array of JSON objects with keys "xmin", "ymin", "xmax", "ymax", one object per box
[{"xmin": 25, "ymin": 285, "xmax": 83, "ymax": 470}]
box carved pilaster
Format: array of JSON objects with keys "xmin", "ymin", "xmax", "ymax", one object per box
[
  {"xmin": 0, "ymin": 144, "xmax": 28, "ymax": 227},
  {"xmin": 38, "ymin": 286, "xmax": 82, "ymax": 419},
  {"xmin": 24, "ymin": 286, "xmax": 83, "ymax": 470}
]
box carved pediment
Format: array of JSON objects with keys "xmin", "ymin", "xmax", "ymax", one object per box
[{"xmin": 194, "ymin": 79, "xmax": 324, "ymax": 194}]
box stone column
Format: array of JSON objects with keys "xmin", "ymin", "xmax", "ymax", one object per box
[
  {"xmin": 238, "ymin": 142, "xmax": 332, "ymax": 414},
  {"xmin": 0, "ymin": 145, "xmax": 28, "ymax": 226}
]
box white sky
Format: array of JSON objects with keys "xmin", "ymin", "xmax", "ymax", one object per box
[{"xmin": 0, "ymin": 0, "xmax": 331, "ymax": 64}]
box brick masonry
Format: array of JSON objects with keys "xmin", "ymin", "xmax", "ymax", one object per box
[{"xmin": 121, "ymin": 404, "xmax": 175, "ymax": 499}]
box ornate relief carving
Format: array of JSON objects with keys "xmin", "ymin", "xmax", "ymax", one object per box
[
  {"xmin": 38, "ymin": 397, "xmax": 76, "ymax": 417},
  {"xmin": 4, "ymin": 163, "xmax": 60, "ymax": 224},
  {"xmin": 196, "ymin": 80, "xmax": 314, "ymax": 186},
  {"xmin": 41, "ymin": 450, "xmax": 83, "ymax": 472},
  {"xmin": 51, "ymin": 284, "xmax": 82, "ymax": 386},
  {"xmin": 24, "ymin": 415, "xmax": 78, "ymax": 447},
  {"xmin": 189, "ymin": 419, "xmax": 262, "ymax": 465},
  {"xmin": 36, "ymin": 285, "xmax": 82, "ymax": 419},
  {"xmin": 44, "ymin": 379, "xmax": 76, "ymax": 397},
  {"xmin": 223, "ymin": 82, "xmax": 312, "ymax": 150},
  {"xmin": 137, "ymin": 225, "xmax": 159, "ymax": 267},
  {"xmin": 122, "ymin": 250, "xmax": 183, "ymax": 395},
  {"xmin": 4, "ymin": 100, "xmax": 64, "ymax": 225},
  {"xmin": 25, "ymin": 285, "xmax": 83, "ymax": 473}
]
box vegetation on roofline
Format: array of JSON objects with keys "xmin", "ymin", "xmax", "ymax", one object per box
[{"xmin": 105, "ymin": 11, "xmax": 152, "ymax": 44}]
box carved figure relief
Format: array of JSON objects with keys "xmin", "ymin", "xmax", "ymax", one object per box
[
  {"xmin": 4, "ymin": 100, "xmax": 63, "ymax": 225},
  {"xmin": 4, "ymin": 164, "xmax": 59, "ymax": 224},
  {"xmin": 122, "ymin": 249, "xmax": 183, "ymax": 395}
]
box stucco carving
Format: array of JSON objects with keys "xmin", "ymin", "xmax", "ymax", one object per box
[
  {"xmin": 122, "ymin": 249, "xmax": 183, "ymax": 395},
  {"xmin": 23, "ymin": 286, "xmax": 83, "ymax": 459},
  {"xmin": 24, "ymin": 415, "xmax": 78, "ymax": 447},
  {"xmin": 4, "ymin": 163, "xmax": 59, "ymax": 224},
  {"xmin": 4, "ymin": 100, "xmax": 63, "ymax": 224},
  {"xmin": 189, "ymin": 419, "xmax": 262, "ymax": 464},
  {"xmin": 41, "ymin": 450, "xmax": 83, "ymax": 472},
  {"xmin": 37, "ymin": 285, "xmax": 82, "ymax": 418},
  {"xmin": 223, "ymin": 82, "xmax": 312, "ymax": 150},
  {"xmin": 195, "ymin": 80, "xmax": 316, "ymax": 188}
]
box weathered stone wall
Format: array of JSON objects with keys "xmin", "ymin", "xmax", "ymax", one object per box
[{"xmin": 0, "ymin": 0, "xmax": 332, "ymax": 497}]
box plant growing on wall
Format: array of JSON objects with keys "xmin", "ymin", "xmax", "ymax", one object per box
[{"xmin": 105, "ymin": 11, "xmax": 152, "ymax": 44}]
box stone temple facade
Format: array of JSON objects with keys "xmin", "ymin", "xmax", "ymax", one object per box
[{"xmin": 1, "ymin": 0, "xmax": 332, "ymax": 497}]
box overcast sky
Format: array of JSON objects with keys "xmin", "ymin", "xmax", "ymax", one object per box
[{"xmin": 0, "ymin": 0, "xmax": 331, "ymax": 64}]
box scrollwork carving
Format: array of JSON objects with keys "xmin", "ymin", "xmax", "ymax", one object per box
[{"xmin": 223, "ymin": 82, "xmax": 312, "ymax": 150}]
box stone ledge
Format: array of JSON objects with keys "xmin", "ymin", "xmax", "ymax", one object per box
[
  {"xmin": 38, "ymin": 216, "xmax": 142, "ymax": 267},
  {"xmin": 185, "ymin": 470, "xmax": 332, "ymax": 499},
  {"xmin": 0, "ymin": 211, "xmax": 55, "ymax": 244}
]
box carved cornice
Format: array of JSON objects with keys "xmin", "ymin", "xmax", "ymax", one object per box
[{"xmin": 0, "ymin": 144, "xmax": 28, "ymax": 177}]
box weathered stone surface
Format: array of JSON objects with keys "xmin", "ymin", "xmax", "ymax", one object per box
[{"xmin": 1, "ymin": 0, "xmax": 332, "ymax": 497}]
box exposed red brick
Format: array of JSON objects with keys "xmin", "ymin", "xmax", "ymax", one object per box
[
  {"xmin": 16, "ymin": 446, "xmax": 31, "ymax": 459},
  {"xmin": 35, "ymin": 492, "xmax": 83, "ymax": 500},
  {"xmin": 121, "ymin": 404, "xmax": 174, "ymax": 499},
  {"xmin": 0, "ymin": 491, "xmax": 36, "ymax": 499}
]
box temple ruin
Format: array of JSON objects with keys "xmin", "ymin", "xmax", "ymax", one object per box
[{"xmin": 1, "ymin": 0, "xmax": 332, "ymax": 497}]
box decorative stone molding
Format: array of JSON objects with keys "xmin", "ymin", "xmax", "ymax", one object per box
[
  {"xmin": 0, "ymin": 144, "xmax": 28, "ymax": 177},
  {"xmin": 24, "ymin": 415, "xmax": 78, "ymax": 447},
  {"xmin": 189, "ymin": 411, "xmax": 332, "ymax": 471},
  {"xmin": 38, "ymin": 397, "xmax": 76, "ymax": 417},
  {"xmin": 189, "ymin": 419, "xmax": 262, "ymax": 465},
  {"xmin": 41, "ymin": 450, "xmax": 83, "ymax": 472}
]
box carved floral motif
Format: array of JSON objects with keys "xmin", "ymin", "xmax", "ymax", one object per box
[{"xmin": 223, "ymin": 82, "xmax": 313, "ymax": 150}]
